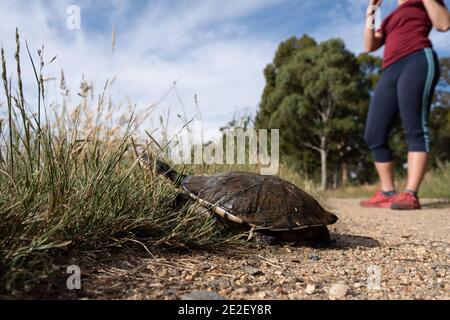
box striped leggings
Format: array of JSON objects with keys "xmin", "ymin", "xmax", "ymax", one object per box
[{"xmin": 364, "ymin": 48, "xmax": 440, "ymax": 162}]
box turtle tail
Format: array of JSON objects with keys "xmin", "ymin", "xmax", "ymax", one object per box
[{"xmin": 140, "ymin": 154, "xmax": 185, "ymax": 184}]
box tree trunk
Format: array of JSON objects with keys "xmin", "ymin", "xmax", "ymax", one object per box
[
  {"xmin": 320, "ymin": 136, "xmax": 327, "ymax": 191},
  {"xmin": 333, "ymin": 164, "xmax": 339, "ymax": 189},
  {"xmin": 341, "ymin": 162, "xmax": 348, "ymax": 186}
]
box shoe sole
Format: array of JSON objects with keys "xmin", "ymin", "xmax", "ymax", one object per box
[
  {"xmin": 391, "ymin": 205, "xmax": 421, "ymax": 210},
  {"xmin": 360, "ymin": 203, "xmax": 393, "ymax": 209}
]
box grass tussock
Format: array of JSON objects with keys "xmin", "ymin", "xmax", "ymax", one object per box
[
  {"xmin": 420, "ymin": 163, "xmax": 450, "ymax": 199},
  {"xmin": 0, "ymin": 31, "xmax": 233, "ymax": 293}
]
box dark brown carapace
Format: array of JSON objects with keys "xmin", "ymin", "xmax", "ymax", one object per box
[{"xmin": 144, "ymin": 157, "xmax": 338, "ymax": 243}]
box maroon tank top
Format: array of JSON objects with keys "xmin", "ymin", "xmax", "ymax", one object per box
[{"xmin": 378, "ymin": 0, "xmax": 445, "ymax": 69}]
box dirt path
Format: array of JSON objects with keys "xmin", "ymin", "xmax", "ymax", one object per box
[{"xmin": 65, "ymin": 198, "xmax": 450, "ymax": 300}]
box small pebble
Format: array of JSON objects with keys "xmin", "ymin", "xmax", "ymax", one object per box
[
  {"xmin": 329, "ymin": 283, "xmax": 349, "ymax": 299},
  {"xmin": 308, "ymin": 253, "xmax": 321, "ymax": 261},
  {"xmin": 305, "ymin": 284, "xmax": 316, "ymax": 295},
  {"xmin": 242, "ymin": 266, "xmax": 262, "ymax": 276},
  {"xmin": 236, "ymin": 287, "xmax": 249, "ymax": 294},
  {"xmin": 416, "ymin": 247, "xmax": 427, "ymax": 255},
  {"xmin": 210, "ymin": 278, "xmax": 230, "ymax": 290}
]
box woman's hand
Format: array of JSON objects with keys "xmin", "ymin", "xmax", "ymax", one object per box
[
  {"xmin": 367, "ymin": 0, "xmax": 383, "ymax": 17},
  {"xmin": 423, "ymin": 0, "xmax": 450, "ymax": 32},
  {"xmin": 364, "ymin": 0, "xmax": 384, "ymax": 52},
  {"xmin": 369, "ymin": 0, "xmax": 383, "ymax": 6}
]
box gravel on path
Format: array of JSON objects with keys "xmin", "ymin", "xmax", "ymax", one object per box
[{"xmin": 39, "ymin": 198, "xmax": 450, "ymax": 300}]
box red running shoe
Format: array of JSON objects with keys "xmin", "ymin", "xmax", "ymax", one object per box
[
  {"xmin": 360, "ymin": 191, "xmax": 396, "ymax": 208},
  {"xmin": 391, "ymin": 192, "xmax": 421, "ymax": 210}
]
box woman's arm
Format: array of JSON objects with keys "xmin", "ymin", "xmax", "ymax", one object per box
[
  {"xmin": 364, "ymin": 0, "xmax": 384, "ymax": 52},
  {"xmin": 423, "ymin": 0, "xmax": 450, "ymax": 32}
]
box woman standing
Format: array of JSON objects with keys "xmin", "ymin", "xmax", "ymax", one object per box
[{"xmin": 361, "ymin": 0, "xmax": 449, "ymax": 209}]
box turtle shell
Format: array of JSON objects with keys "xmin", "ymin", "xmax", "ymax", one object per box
[{"xmin": 182, "ymin": 172, "xmax": 338, "ymax": 231}]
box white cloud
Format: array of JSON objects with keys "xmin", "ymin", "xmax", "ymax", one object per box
[
  {"xmin": 430, "ymin": 30, "xmax": 450, "ymax": 53},
  {"xmin": 0, "ymin": 0, "xmax": 448, "ymax": 138},
  {"xmin": 0, "ymin": 0, "xmax": 280, "ymax": 134}
]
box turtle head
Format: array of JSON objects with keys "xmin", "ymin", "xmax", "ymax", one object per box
[
  {"xmin": 303, "ymin": 195, "xmax": 339, "ymax": 226},
  {"xmin": 326, "ymin": 211, "xmax": 338, "ymax": 225},
  {"xmin": 139, "ymin": 154, "xmax": 186, "ymax": 184},
  {"xmin": 154, "ymin": 159, "xmax": 186, "ymax": 184}
]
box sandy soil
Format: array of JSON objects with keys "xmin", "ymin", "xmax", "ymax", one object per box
[{"xmin": 31, "ymin": 198, "xmax": 450, "ymax": 300}]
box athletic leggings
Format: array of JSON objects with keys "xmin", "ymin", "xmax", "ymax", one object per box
[{"xmin": 364, "ymin": 48, "xmax": 440, "ymax": 163}]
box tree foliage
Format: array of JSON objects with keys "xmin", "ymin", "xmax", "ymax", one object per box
[
  {"xmin": 256, "ymin": 35, "xmax": 450, "ymax": 188},
  {"xmin": 256, "ymin": 35, "xmax": 370, "ymax": 189}
]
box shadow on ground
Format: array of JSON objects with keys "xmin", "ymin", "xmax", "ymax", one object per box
[
  {"xmin": 329, "ymin": 233, "xmax": 380, "ymax": 249},
  {"xmin": 421, "ymin": 200, "xmax": 450, "ymax": 209}
]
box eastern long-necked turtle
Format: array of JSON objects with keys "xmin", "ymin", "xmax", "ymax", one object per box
[{"xmin": 143, "ymin": 157, "xmax": 338, "ymax": 243}]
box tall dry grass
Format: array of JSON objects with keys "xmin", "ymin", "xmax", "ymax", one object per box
[{"xmin": 0, "ymin": 30, "xmax": 233, "ymax": 293}]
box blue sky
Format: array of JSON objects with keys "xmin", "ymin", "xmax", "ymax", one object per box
[{"xmin": 0, "ymin": 0, "xmax": 449, "ymax": 135}]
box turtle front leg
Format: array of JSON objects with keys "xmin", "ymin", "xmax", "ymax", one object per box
[
  {"xmin": 257, "ymin": 234, "xmax": 282, "ymax": 246},
  {"xmin": 172, "ymin": 192, "xmax": 193, "ymax": 210},
  {"xmin": 310, "ymin": 226, "xmax": 331, "ymax": 244}
]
